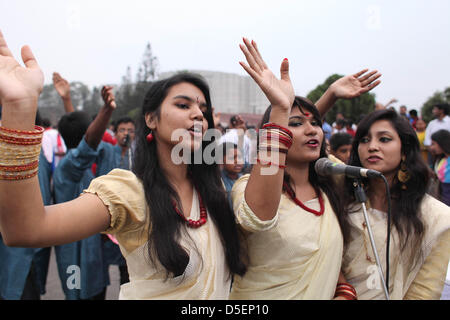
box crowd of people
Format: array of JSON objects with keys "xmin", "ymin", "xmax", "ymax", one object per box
[{"xmin": 0, "ymin": 31, "xmax": 449, "ymax": 301}]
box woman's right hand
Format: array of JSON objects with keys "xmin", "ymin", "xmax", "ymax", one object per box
[
  {"xmin": 0, "ymin": 30, "xmax": 44, "ymax": 130},
  {"xmin": 239, "ymin": 38, "xmax": 294, "ymax": 113}
]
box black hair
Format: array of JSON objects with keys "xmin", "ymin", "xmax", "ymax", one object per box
[
  {"xmin": 335, "ymin": 119, "xmax": 346, "ymax": 127},
  {"xmin": 260, "ymin": 96, "xmax": 349, "ymax": 242},
  {"xmin": 434, "ymin": 103, "xmax": 450, "ymax": 115},
  {"xmin": 42, "ymin": 118, "xmax": 52, "ymax": 128},
  {"xmin": 343, "ymin": 109, "xmax": 429, "ymax": 254},
  {"xmin": 114, "ymin": 117, "xmax": 135, "ymax": 132},
  {"xmin": 57, "ymin": 111, "xmax": 91, "ymax": 149},
  {"xmin": 329, "ymin": 132, "xmax": 353, "ymax": 152},
  {"xmin": 132, "ymin": 72, "xmax": 247, "ymax": 279},
  {"xmin": 409, "ymin": 109, "xmax": 418, "ymax": 117},
  {"xmin": 431, "ymin": 129, "xmax": 450, "ymax": 155}
]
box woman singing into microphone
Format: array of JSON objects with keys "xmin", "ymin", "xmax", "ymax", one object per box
[
  {"xmin": 229, "ymin": 38, "xmax": 380, "ymax": 300},
  {"xmin": 339, "ymin": 109, "xmax": 450, "ymax": 300}
]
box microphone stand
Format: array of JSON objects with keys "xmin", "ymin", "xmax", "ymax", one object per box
[{"xmin": 352, "ymin": 179, "xmax": 390, "ymax": 300}]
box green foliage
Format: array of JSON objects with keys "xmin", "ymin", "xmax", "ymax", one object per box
[
  {"xmin": 307, "ymin": 74, "xmax": 376, "ymax": 125},
  {"xmin": 421, "ymin": 88, "xmax": 450, "ymax": 123}
]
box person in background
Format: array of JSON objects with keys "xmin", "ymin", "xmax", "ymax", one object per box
[
  {"xmin": 332, "ymin": 112, "xmax": 345, "ymax": 131},
  {"xmin": 41, "ymin": 118, "xmax": 67, "ymax": 171},
  {"xmin": 220, "ymin": 114, "xmax": 251, "ymax": 165},
  {"xmin": 430, "ymin": 129, "xmax": 450, "ymax": 206},
  {"xmin": 345, "ymin": 119, "xmax": 356, "ymax": 137},
  {"xmin": 329, "ymin": 132, "xmax": 353, "ymax": 164},
  {"xmin": 399, "ymin": 105, "xmax": 411, "ymax": 122},
  {"xmin": 322, "ymin": 120, "xmax": 332, "ymax": 141},
  {"xmin": 220, "ymin": 142, "xmax": 244, "ymax": 206},
  {"xmin": 415, "ymin": 118, "xmax": 429, "ymax": 164},
  {"xmin": 113, "ymin": 117, "xmax": 135, "ymax": 170},
  {"xmin": 409, "ymin": 109, "xmax": 419, "ymax": 129},
  {"xmin": 104, "ymin": 120, "xmax": 117, "ymax": 145},
  {"xmin": 331, "ymin": 118, "xmax": 346, "ymax": 135},
  {"xmin": 424, "ymin": 103, "xmax": 450, "ymax": 166}
]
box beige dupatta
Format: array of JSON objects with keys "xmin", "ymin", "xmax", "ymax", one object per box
[{"xmin": 229, "ymin": 174, "xmax": 343, "ymax": 300}]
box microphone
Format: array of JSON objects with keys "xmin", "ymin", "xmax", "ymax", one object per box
[
  {"xmin": 123, "ymin": 134, "xmax": 130, "ymax": 147},
  {"xmin": 314, "ymin": 157, "xmax": 382, "ymax": 179}
]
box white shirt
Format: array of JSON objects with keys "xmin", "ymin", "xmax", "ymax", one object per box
[
  {"xmin": 42, "ymin": 128, "xmax": 67, "ymax": 168},
  {"xmin": 424, "ymin": 115, "xmax": 450, "ymax": 146},
  {"xmin": 219, "ymin": 129, "xmax": 253, "ymax": 164}
]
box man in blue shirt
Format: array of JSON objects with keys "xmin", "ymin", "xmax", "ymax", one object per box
[
  {"xmin": 220, "ymin": 142, "xmax": 244, "ymax": 207},
  {"xmin": 52, "ymin": 86, "xmax": 121, "ymax": 299}
]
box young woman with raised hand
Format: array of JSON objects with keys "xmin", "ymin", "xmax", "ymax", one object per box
[
  {"xmin": 0, "ymin": 30, "xmax": 246, "ymax": 300},
  {"xmin": 340, "ymin": 110, "xmax": 450, "ymax": 299},
  {"xmin": 229, "ymin": 38, "xmax": 380, "ymax": 300}
]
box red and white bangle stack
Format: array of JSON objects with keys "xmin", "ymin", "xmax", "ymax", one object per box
[
  {"xmin": 0, "ymin": 126, "xmax": 44, "ymax": 180},
  {"xmin": 257, "ymin": 123, "xmax": 293, "ymax": 170},
  {"xmin": 334, "ymin": 282, "xmax": 358, "ymax": 300}
]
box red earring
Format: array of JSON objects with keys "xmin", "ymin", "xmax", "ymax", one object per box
[{"xmin": 146, "ymin": 131, "xmax": 154, "ymax": 143}]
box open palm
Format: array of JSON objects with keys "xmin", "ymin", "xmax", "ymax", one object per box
[
  {"xmin": 239, "ymin": 38, "xmax": 294, "ymax": 112},
  {"xmin": 52, "ymin": 72, "xmax": 71, "ymax": 99},
  {"xmin": 0, "ymin": 30, "xmax": 44, "ymax": 107},
  {"xmin": 331, "ymin": 69, "xmax": 381, "ymax": 99}
]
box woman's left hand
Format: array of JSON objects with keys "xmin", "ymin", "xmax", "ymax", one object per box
[{"xmin": 330, "ymin": 69, "xmax": 381, "ymax": 100}]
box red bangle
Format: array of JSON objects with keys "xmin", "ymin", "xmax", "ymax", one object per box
[
  {"xmin": 0, "ymin": 160, "xmax": 39, "ymax": 172},
  {"xmin": 258, "ymin": 147, "xmax": 289, "ymax": 154},
  {"xmin": 336, "ymin": 283, "xmax": 357, "ymax": 294},
  {"xmin": 263, "ymin": 135, "xmax": 293, "ymax": 148},
  {"xmin": 257, "ymin": 158, "xmax": 287, "ymax": 169},
  {"xmin": 0, "ymin": 171, "xmax": 38, "ymax": 181},
  {"xmin": 335, "ymin": 288, "xmax": 356, "ymax": 297},
  {"xmin": 0, "ymin": 135, "xmax": 43, "ymax": 145},
  {"xmin": 0, "ymin": 125, "xmax": 44, "ymax": 136},
  {"xmin": 335, "ymin": 282, "xmax": 357, "ymax": 300},
  {"xmin": 262, "ymin": 123, "xmax": 293, "ymax": 138}
]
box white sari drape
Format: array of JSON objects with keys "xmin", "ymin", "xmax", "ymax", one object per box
[{"xmin": 229, "ymin": 174, "xmax": 343, "ymax": 300}]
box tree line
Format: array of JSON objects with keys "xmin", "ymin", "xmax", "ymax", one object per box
[{"xmin": 36, "ymin": 43, "xmax": 449, "ymax": 127}]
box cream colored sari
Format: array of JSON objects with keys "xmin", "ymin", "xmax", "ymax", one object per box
[{"xmin": 229, "ymin": 174, "xmax": 343, "ymax": 300}]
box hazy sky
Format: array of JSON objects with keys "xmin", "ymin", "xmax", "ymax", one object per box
[{"xmin": 1, "ymin": 0, "xmax": 449, "ymax": 112}]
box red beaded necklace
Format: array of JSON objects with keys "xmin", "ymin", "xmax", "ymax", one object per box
[
  {"xmin": 172, "ymin": 189, "xmax": 207, "ymax": 228},
  {"xmin": 282, "ymin": 182, "xmax": 325, "ymax": 216}
]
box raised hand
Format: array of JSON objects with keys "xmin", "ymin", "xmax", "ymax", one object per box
[
  {"xmin": 52, "ymin": 72, "xmax": 71, "ymax": 100},
  {"xmin": 329, "ymin": 69, "xmax": 381, "ymax": 100},
  {"xmin": 239, "ymin": 38, "xmax": 294, "ymax": 112},
  {"xmin": 0, "ymin": 30, "xmax": 44, "ymax": 129},
  {"xmin": 101, "ymin": 85, "xmax": 117, "ymax": 109}
]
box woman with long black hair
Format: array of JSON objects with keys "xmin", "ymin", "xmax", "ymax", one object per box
[
  {"xmin": 340, "ymin": 110, "xmax": 450, "ymax": 299},
  {"xmin": 0, "ymin": 31, "xmax": 246, "ymax": 299},
  {"xmin": 228, "ymin": 38, "xmax": 380, "ymax": 300}
]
